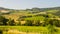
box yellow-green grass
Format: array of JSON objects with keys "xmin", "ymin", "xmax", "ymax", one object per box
[
  {"xmin": 0, "ymin": 26, "xmax": 48, "ymax": 32},
  {"xmin": 47, "ymin": 10, "xmax": 58, "ymax": 13},
  {"xmin": 24, "ymin": 16, "xmax": 45, "ymax": 21},
  {"xmin": 0, "ymin": 26, "xmax": 60, "ymax": 34}
]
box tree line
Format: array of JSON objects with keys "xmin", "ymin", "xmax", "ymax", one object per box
[{"xmin": 0, "ymin": 14, "xmax": 60, "ymax": 27}]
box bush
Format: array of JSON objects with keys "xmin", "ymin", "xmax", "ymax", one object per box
[
  {"xmin": 7, "ymin": 19, "xmax": 15, "ymax": 26},
  {"xmin": 0, "ymin": 30, "xmax": 3, "ymax": 34},
  {"xmin": 0, "ymin": 16, "xmax": 9, "ymax": 25},
  {"xmin": 24, "ymin": 20, "xmax": 33, "ymax": 26}
]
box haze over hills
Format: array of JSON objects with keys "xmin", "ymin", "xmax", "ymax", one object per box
[
  {"xmin": 0, "ymin": 6, "xmax": 60, "ymax": 10},
  {"xmin": 0, "ymin": 0, "xmax": 60, "ymax": 34},
  {"xmin": 0, "ymin": 6, "xmax": 60, "ymax": 16}
]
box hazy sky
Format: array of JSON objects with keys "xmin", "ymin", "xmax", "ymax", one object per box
[{"xmin": 0, "ymin": 0, "xmax": 60, "ymax": 9}]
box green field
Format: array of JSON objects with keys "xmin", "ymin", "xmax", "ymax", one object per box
[
  {"xmin": 0, "ymin": 26, "xmax": 48, "ymax": 32},
  {"xmin": 0, "ymin": 7, "xmax": 60, "ymax": 34},
  {"xmin": 0, "ymin": 26, "xmax": 60, "ymax": 34}
]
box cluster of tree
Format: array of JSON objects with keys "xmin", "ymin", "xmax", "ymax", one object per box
[
  {"xmin": 21, "ymin": 19, "xmax": 60, "ymax": 27},
  {"xmin": 19, "ymin": 14, "xmax": 60, "ymax": 27},
  {"xmin": 0, "ymin": 16, "xmax": 15, "ymax": 26},
  {"xmin": 0, "ymin": 14, "xmax": 60, "ymax": 27}
]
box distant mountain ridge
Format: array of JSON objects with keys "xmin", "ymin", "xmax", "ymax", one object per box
[
  {"xmin": 0, "ymin": 7, "xmax": 5, "ymax": 10},
  {"xmin": 0, "ymin": 7, "xmax": 60, "ymax": 10}
]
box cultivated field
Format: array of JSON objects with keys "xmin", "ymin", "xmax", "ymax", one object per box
[{"xmin": 0, "ymin": 26, "xmax": 60, "ymax": 34}]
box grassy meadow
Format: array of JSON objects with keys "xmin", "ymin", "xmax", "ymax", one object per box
[
  {"xmin": 0, "ymin": 26, "xmax": 60, "ymax": 34},
  {"xmin": 0, "ymin": 7, "xmax": 60, "ymax": 34}
]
